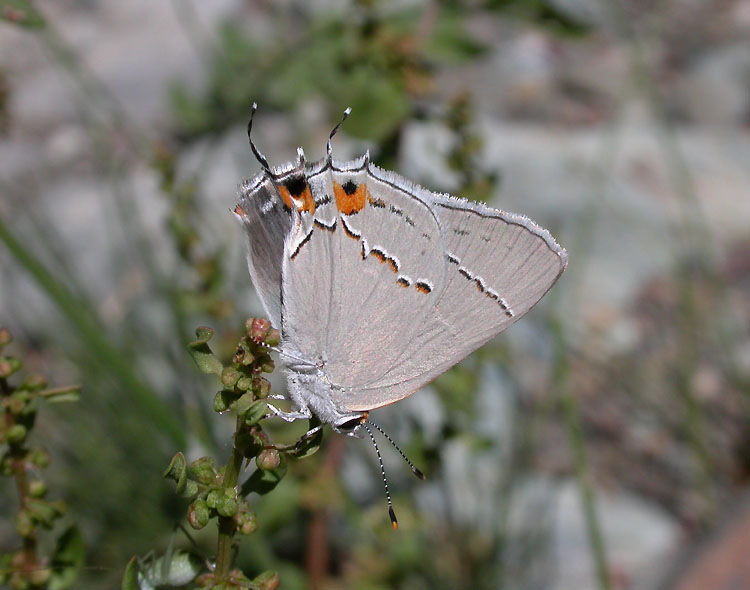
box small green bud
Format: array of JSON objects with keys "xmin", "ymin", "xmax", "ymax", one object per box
[
  {"xmin": 236, "ymin": 376, "xmax": 252, "ymax": 392},
  {"xmin": 188, "ymin": 499, "xmax": 210, "ymax": 529},
  {"xmin": 236, "ymin": 510, "xmax": 258, "ymax": 535},
  {"xmin": 256, "ymin": 378, "xmax": 271, "ymax": 399},
  {"xmin": 183, "ymin": 479, "xmax": 199, "ymax": 498},
  {"xmin": 28, "ymin": 480, "xmax": 47, "ymax": 498},
  {"xmin": 256, "ymin": 448, "xmax": 281, "ymax": 471},
  {"xmin": 8, "ymin": 392, "xmax": 29, "ymax": 415},
  {"xmin": 264, "ymin": 328, "xmax": 280, "ymax": 347},
  {"xmin": 261, "ymin": 358, "xmax": 275, "ymax": 373},
  {"xmin": 189, "ymin": 457, "xmax": 216, "ymax": 484},
  {"xmin": 205, "ymin": 489, "xmax": 222, "ymax": 509},
  {"xmin": 7, "ymin": 424, "xmax": 27, "ymax": 444},
  {"xmin": 214, "ymin": 389, "xmax": 236, "ymax": 413},
  {"xmin": 217, "ymin": 496, "xmax": 238, "ymax": 517},
  {"xmin": 29, "ymin": 448, "xmax": 49, "ymax": 468},
  {"xmin": 0, "ymin": 356, "xmax": 21, "ymax": 378},
  {"xmin": 15, "ymin": 511, "xmax": 33, "ymax": 537},
  {"xmin": 221, "ymin": 366, "xmax": 241, "ymax": 388},
  {"xmin": 233, "ymin": 340, "xmax": 255, "ymax": 366}
]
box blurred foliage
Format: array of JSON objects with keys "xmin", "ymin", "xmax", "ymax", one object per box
[
  {"xmin": 0, "ymin": 0, "xmax": 45, "ymax": 29},
  {"xmin": 1, "ymin": 1, "xmax": 748, "ymax": 590},
  {"xmin": 170, "ymin": 3, "xmax": 488, "ymax": 144},
  {"xmin": 0, "ymin": 327, "xmax": 84, "ymax": 590}
]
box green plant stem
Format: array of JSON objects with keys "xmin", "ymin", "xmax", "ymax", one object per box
[
  {"xmin": 215, "ymin": 416, "xmax": 245, "ymax": 579},
  {"xmin": 551, "ymin": 320, "xmax": 611, "ymax": 590}
]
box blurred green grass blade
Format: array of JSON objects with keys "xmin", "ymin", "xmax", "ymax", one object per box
[
  {"xmin": 551, "ymin": 315, "xmax": 611, "ymax": 590},
  {"xmin": 0, "ymin": 214, "xmax": 185, "ymax": 446},
  {"xmin": 0, "ymin": 0, "xmax": 45, "ymax": 28}
]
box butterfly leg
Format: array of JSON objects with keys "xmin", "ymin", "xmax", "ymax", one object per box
[{"xmin": 265, "ymin": 402, "xmax": 311, "ymax": 423}]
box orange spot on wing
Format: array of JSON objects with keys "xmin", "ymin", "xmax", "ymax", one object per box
[
  {"xmin": 278, "ymin": 185, "xmax": 295, "ymax": 210},
  {"xmin": 299, "ymin": 186, "xmax": 315, "ymax": 213},
  {"xmin": 234, "ymin": 205, "xmax": 247, "ymax": 217},
  {"xmin": 278, "ymin": 185, "xmax": 316, "ymax": 214},
  {"xmin": 334, "ymin": 181, "xmax": 367, "ymax": 215}
]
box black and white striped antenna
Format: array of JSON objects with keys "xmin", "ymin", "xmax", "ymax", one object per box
[
  {"xmin": 247, "ymin": 103, "xmax": 271, "ymax": 173},
  {"xmin": 327, "ymin": 107, "xmax": 352, "ymax": 162},
  {"xmin": 362, "ymin": 420, "xmax": 426, "ymax": 530}
]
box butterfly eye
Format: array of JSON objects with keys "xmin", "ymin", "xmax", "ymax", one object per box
[{"xmin": 335, "ymin": 417, "xmax": 363, "ymax": 433}]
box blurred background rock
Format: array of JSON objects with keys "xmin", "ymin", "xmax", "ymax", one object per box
[{"xmin": 0, "ymin": 1, "xmax": 748, "ymax": 589}]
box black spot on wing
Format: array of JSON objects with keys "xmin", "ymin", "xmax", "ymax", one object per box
[
  {"xmin": 285, "ymin": 175, "xmax": 308, "ymax": 197},
  {"xmin": 342, "ymin": 180, "xmax": 358, "ymax": 195}
]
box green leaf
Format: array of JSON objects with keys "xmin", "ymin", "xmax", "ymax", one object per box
[
  {"xmin": 187, "ymin": 327, "xmax": 223, "ymax": 375},
  {"xmin": 121, "ymin": 556, "xmax": 139, "ymax": 590},
  {"xmin": 240, "ymin": 458, "xmax": 287, "ymax": 497},
  {"xmin": 48, "ymin": 526, "xmax": 84, "ymax": 590},
  {"xmin": 0, "ymin": 0, "xmax": 46, "ymax": 29}
]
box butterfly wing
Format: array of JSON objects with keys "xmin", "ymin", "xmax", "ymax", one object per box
[
  {"xmin": 330, "ymin": 163, "xmax": 567, "ymax": 412},
  {"xmin": 235, "ymin": 174, "xmax": 291, "ymax": 328},
  {"xmin": 280, "ymin": 156, "xmax": 448, "ymax": 387}
]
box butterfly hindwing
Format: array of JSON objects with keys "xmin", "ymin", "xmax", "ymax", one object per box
[{"xmin": 334, "ymin": 164, "xmax": 567, "ymax": 412}]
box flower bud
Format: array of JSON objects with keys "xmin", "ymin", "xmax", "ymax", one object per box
[
  {"xmin": 256, "ymin": 378, "xmax": 271, "ymax": 399},
  {"xmin": 29, "ymin": 448, "xmax": 49, "ymax": 468},
  {"xmin": 205, "ymin": 489, "xmax": 222, "ymax": 509},
  {"xmin": 264, "ymin": 329, "xmax": 280, "ymax": 347},
  {"xmin": 28, "ymin": 480, "xmax": 47, "ymax": 498},
  {"xmin": 189, "ymin": 457, "xmax": 216, "ymax": 485},
  {"xmin": 6, "ymin": 424, "xmax": 27, "ymax": 444},
  {"xmin": 221, "ymin": 367, "xmax": 241, "ymax": 388},
  {"xmin": 236, "ymin": 510, "xmax": 257, "ymax": 535},
  {"xmin": 256, "ymin": 448, "xmax": 281, "ymax": 471},
  {"xmin": 217, "ymin": 496, "xmax": 238, "ymax": 518},
  {"xmin": 248, "ymin": 318, "xmax": 271, "ymax": 343},
  {"xmin": 213, "ymin": 390, "xmax": 230, "ymax": 413},
  {"xmin": 188, "ymin": 499, "xmax": 210, "ymax": 529},
  {"xmin": 0, "ymin": 356, "xmax": 21, "ymax": 378},
  {"xmin": 15, "ymin": 511, "xmax": 33, "ymax": 537},
  {"xmin": 236, "ymin": 377, "xmax": 252, "ymax": 392}
]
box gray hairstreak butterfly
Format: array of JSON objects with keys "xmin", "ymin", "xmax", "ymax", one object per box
[{"xmin": 234, "ymin": 105, "xmax": 567, "ymax": 527}]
